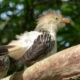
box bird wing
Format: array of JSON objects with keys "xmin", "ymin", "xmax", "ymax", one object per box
[
  {"xmin": 0, "ymin": 31, "xmax": 55, "ymax": 66},
  {"xmin": 16, "ymin": 31, "xmax": 55, "ymax": 65},
  {"xmin": 0, "ymin": 31, "xmax": 42, "ymax": 60}
]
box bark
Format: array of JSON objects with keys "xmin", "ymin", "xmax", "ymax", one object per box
[{"xmin": 1, "ymin": 44, "xmax": 80, "ymax": 80}]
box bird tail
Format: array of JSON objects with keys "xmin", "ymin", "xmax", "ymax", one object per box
[
  {"xmin": 0, "ymin": 45, "xmax": 15, "ymax": 55},
  {"xmin": 0, "ymin": 45, "xmax": 18, "ymax": 69}
]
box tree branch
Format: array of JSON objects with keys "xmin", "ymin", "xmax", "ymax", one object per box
[{"xmin": 1, "ymin": 44, "xmax": 80, "ymax": 80}]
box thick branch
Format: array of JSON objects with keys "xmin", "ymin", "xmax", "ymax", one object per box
[{"xmin": 1, "ymin": 44, "xmax": 80, "ymax": 80}]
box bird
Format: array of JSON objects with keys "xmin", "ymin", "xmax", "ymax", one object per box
[
  {"xmin": 0, "ymin": 12, "xmax": 69, "ymax": 66},
  {"xmin": 0, "ymin": 47, "xmax": 10, "ymax": 78}
]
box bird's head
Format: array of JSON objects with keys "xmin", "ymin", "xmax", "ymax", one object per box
[{"xmin": 36, "ymin": 12, "xmax": 69, "ymax": 32}]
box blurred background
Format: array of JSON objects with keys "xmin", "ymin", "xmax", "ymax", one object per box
[
  {"xmin": 0, "ymin": 0, "xmax": 80, "ymax": 76},
  {"xmin": 0, "ymin": 0, "xmax": 80, "ymax": 51}
]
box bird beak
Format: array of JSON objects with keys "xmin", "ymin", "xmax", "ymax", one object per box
[{"xmin": 62, "ymin": 18, "xmax": 69, "ymax": 23}]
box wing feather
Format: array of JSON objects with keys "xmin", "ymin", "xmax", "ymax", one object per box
[{"xmin": 16, "ymin": 31, "xmax": 55, "ymax": 65}]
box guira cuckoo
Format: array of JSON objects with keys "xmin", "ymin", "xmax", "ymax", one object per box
[
  {"xmin": 0, "ymin": 47, "xmax": 10, "ymax": 78},
  {"xmin": 0, "ymin": 12, "xmax": 69, "ymax": 66}
]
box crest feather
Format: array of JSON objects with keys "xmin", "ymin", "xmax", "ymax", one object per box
[{"xmin": 37, "ymin": 12, "xmax": 62, "ymax": 23}]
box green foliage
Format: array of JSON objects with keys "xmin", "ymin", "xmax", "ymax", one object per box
[{"xmin": 0, "ymin": 0, "xmax": 80, "ymax": 51}]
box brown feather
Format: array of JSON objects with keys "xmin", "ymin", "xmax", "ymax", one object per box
[{"xmin": 16, "ymin": 31, "xmax": 55, "ymax": 65}]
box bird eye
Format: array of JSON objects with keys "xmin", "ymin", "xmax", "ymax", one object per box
[{"xmin": 55, "ymin": 17, "xmax": 58, "ymax": 20}]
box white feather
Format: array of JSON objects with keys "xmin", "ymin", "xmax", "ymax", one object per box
[{"xmin": 8, "ymin": 31, "xmax": 42, "ymax": 60}]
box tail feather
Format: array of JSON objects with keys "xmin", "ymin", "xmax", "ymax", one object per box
[
  {"xmin": 0, "ymin": 45, "xmax": 15, "ymax": 54},
  {"xmin": 0, "ymin": 45, "xmax": 25, "ymax": 60}
]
